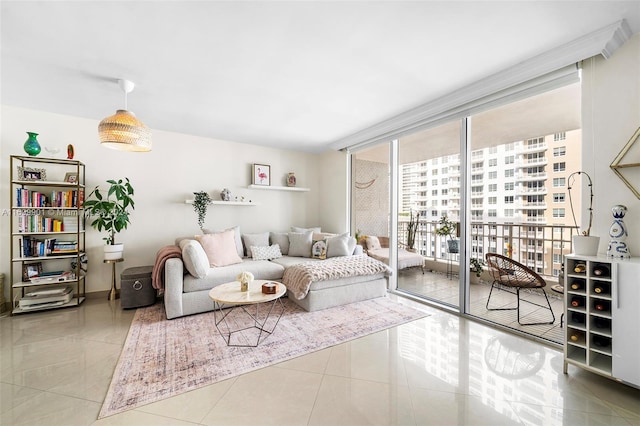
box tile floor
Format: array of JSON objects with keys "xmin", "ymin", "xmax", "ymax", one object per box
[
  {"xmin": 397, "ymin": 268, "xmax": 564, "ymax": 344},
  {"xmin": 1, "ymin": 295, "xmax": 639, "ymax": 425}
]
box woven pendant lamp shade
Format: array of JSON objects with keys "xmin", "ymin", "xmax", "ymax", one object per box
[{"xmin": 99, "ymin": 109, "xmax": 152, "ymax": 152}]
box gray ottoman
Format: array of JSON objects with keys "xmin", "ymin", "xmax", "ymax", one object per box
[{"xmin": 120, "ymin": 266, "xmax": 156, "ymax": 309}]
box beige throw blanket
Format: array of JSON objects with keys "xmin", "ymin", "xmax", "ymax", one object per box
[{"xmin": 283, "ymin": 254, "xmax": 391, "ymax": 300}]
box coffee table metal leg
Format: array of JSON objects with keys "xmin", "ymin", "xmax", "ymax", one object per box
[{"xmin": 212, "ymin": 298, "xmax": 285, "ymax": 347}]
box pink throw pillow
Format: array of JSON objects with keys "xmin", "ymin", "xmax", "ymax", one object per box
[{"xmin": 195, "ymin": 230, "xmax": 243, "ymax": 267}]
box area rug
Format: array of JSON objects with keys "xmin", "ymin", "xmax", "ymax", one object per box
[{"xmin": 99, "ymin": 297, "xmax": 428, "ymax": 418}]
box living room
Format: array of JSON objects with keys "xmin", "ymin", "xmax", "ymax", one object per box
[{"xmin": 2, "ymin": 2, "xmax": 640, "ymax": 425}]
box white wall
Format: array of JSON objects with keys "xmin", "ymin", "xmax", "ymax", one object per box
[
  {"xmin": 582, "ymin": 34, "xmax": 640, "ymax": 254},
  {"xmin": 1, "ymin": 106, "xmax": 342, "ymax": 295}
]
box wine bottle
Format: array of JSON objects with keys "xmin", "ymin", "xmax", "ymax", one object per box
[
  {"xmin": 593, "ymin": 266, "xmax": 609, "ymax": 276},
  {"xmin": 574, "ymin": 263, "xmax": 587, "ymax": 273},
  {"xmin": 569, "ymin": 331, "xmax": 584, "ymax": 342},
  {"xmin": 592, "ymin": 335, "xmax": 610, "ymax": 348},
  {"xmin": 571, "ymin": 312, "xmax": 585, "ymax": 324},
  {"xmin": 571, "ymin": 297, "xmax": 583, "ymax": 307},
  {"xmin": 570, "ymin": 281, "xmax": 583, "ymax": 290},
  {"xmin": 594, "ymin": 301, "xmax": 609, "ymax": 312},
  {"xmin": 593, "ymin": 317, "xmax": 610, "ymax": 329},
  {"xmin": 593, "ymin": 283, "xmax": 609, "ymax": 294}
]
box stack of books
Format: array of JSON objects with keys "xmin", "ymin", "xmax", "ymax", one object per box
[{"xmin": 51, "ymin": 240, "xmax": 78, "ymax": 255}]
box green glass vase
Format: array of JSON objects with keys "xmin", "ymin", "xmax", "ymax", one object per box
[{"xmin": 23, "ymin": 132, "xmax": 41, "ymax": 156}]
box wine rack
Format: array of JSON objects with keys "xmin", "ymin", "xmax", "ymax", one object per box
[{"xmin": 563, "ymin": 254, "xmax": 640, "ymax": 388}]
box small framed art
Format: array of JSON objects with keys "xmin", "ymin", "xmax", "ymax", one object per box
[
  {"xmin": 22, "ymin": 262, "xmax": 43, "ymax": 282},
  {"xmin": 64, "ymin": 172, "xmax": 78, "ymax": 183},
  {"xmin": 252, "ymin": 164, "xmax": 271, "ymax": 186},
  {"xmin": 17, "ymin": 166, "xmax": 47, "ymax": 181}
]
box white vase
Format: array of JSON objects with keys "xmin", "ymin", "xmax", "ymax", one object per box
[
  {"xmin": 104, "ymin": 243, "xmax": 124, "ymax": 260},
  {"xmin": 572, "ymin": 235, "xmax": 599, "ymax": 256}
]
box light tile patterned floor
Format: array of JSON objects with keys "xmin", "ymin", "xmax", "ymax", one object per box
[
  {"xmin": 396, "ymin": 267, "xmax": 565, "ymax": 344},
  {"xmin": 1, "ymin": 294, "xmax": 639, "ymax": 425}
]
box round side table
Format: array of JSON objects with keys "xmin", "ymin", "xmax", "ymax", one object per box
[{"xmin": 104, "ymin": 258, "xmax": 124, "ymax": 301}]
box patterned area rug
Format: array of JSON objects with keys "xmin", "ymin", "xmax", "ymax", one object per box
[{"xmin": 99, "ymin": 296, "xmax": 428, "ymax": 418}]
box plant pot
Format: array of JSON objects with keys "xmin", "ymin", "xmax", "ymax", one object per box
[
  {"xmin": 104, "ymin": 243, "xmax": 124, "ymax": 260},
  {"xmin": 572, "ymin": 235, "xmax": 599, "ymax": 256},
  {"xmin": 447, "ymin": 239, "xmax": 459, "ymax": 254}
]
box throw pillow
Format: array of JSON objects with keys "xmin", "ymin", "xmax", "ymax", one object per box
[
  {"xmin": 241, "ymin": 232, "xmax": 269, "ymax": 257},
  {"xmin": 269, "ymin": 232, "xmax": 290, "ymax": 255},
  {"xmin": 178, "ymin": 239, "xmax": 209, "ymax": 278},
  {"xmin": 203, "ymin": 225, "xmax": 243, "ymax": 258},
  {"xmin": 251, "ymin": 244, "xmax": 282, "ymax": 260},
  {"xmin": 326, "ymin": 233, "xmax": 357, "ymax": 258},
  {"xmin": 195, "ymin": 230, "xmax": 243, "ymax": 267},
  {"xmin": 366, "ymin": 236, "xmax": 381, "ymax": 250},
  {"xmin": 291, "ymin": 226, "xmax": 321, "ymax": 233},
  {"xmin": 311, "ymin": 239, "xmax": 327, "ymax": 259},
  {"xmin": 288, "ymin": 230, "xmax": 314, "ymax": 257}
]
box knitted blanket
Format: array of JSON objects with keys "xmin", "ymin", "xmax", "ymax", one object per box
[
  {"xmin": 283, "ymin": 255, "xmax": 391, "ymax": 300},
  {"xmin": 151, "ymin": 245, "xmax": 182, "ymax": 291}
]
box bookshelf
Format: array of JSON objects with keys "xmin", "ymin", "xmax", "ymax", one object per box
[{"xmin": 9, "ymin": 155, "xmax": 87, "ymax": 314}]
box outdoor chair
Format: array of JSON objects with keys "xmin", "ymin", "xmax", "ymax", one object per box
[{"xmin": 485, "ymin": 253, "xmax": 555, "ymax": 326}]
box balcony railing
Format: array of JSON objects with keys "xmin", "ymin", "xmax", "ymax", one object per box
[{"xmin": 395, "ymin": 219, "xmax": 576, "ymax": 281}]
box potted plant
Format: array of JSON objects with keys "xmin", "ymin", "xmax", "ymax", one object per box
[
  {"xmin": 567, "ymin": 171, "xmax": 599, "ymax": 255},
  {"xmin": 405, "ymin": 209, "xmax": 418, "ymax": 252},
  {"xmin": 84, "ymin": 178, "xmax": 135, "ymax": 260},
  {"xmin": 193, "ymin": 191, "xmax": 211, "ymax": 230},
  {"xmin": 470, "ymin": 257, "xmax": 486, "ymax": 278},
  {"xmin": 436, "ymin": 214, "xmax": 458, "ymax": 254}
]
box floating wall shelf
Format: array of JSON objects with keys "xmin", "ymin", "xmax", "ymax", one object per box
[
  {"xmin": 247, "ymin": 184, "xmax": 310, "ymax": 192},
  {"xmin": 184, "ymin": 200, "xmax": 259, "ymax": 206}
]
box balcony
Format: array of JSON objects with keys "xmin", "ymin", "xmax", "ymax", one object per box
[
  {"xmin": 516, "ymin": 172, "xmax": 547, "ymax": 182},
  {"xmin": 515, "ymin": 187, "xmax": 548, "ymax": 195},
  {"xmin": 515, "ymin": 157, "xmax": 548, "ymax": 167},
  {"xmin": 514, "ymin": 201, "xmax": 547, "ymax": 209},
  {"xmin": 520, "ymin": 142, "xmax": 548, "ymax": 153}
]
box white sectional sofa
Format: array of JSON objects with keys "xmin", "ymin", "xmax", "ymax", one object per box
[{"xmin": 163, "ymin": 227, "xmax": 390, "ymax": 319}]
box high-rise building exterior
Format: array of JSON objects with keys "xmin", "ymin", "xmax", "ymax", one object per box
[{"xmin": 400, "ymin": 129, "xmax": 581, "ymax": 278}]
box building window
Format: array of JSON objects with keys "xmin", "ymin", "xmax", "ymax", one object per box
[
  {"xmin": 553, "ymin": 208, "xmax": 565, "ymax": 218},
  {"xmin": 504, "ymin": 209, "xmax": 514, "ymax": 217},
  {"xmin": 488, "ymin": 197, "xmax": 497, "ymax": 204},
  {"xmin": 504, "ymin": 182, "xmax": 514, "ymax": 191},
  {"xmin": 553, "ymin": 162, "xmax": 566, "ymax": 172},
  {"xmin": 441, "ymin": 178, "xmax": 448, "ymax": 185},
  {"xmin": 488, "ymin": 210, "xmax": 497, "ymax": 217},
  {"xmin": 553, "ymin": 178, "xmax": 566, "ymax": 187},
  {"xmin": 504, "ymin": 169, "xmax": 514, "ymax": 177},
  {"xmin": 432, "ymin": 169, "xmax": 438, "ymax": 175},
  {"xmin": 553, "ymin": 146, "xmax": 566, "ymax": 156},
  {"xmin": 488, "ymin": 171, "xmax": 497, "ymax": 179},
  {"xmin": 489, "ymin": 158, "xmax": 497, "ymax": 167},
  {"xmin": 504, "ymin": 196, "xmax": 514, "ymax": 204},
  {"xmin": 432, "ymin": 179, "xmax": 438, "ymax": 186},
  {"xmin": 432, "ymin": 189, "xmax": 438, "ymax": 196},
  {"xmin": 505, "ymin": 155, "xmax": 515, "ymax": 164},
  {"xmin": 489, "ymin": 146, "xmax": 498, "ymax": 154},
  {"xmin": 553, "ymin": 254, "xmax": 562, "ymax": 263},
  {"xmin": 442, "ymin": 189, "xmax": 448, "ymax": 195},
  {"xmin": 505, "ymin": 143, "xmax": 514, "ymax": 151},
  {"xmin": 488, "ymin": 184, "xmax": 497, "ymax": 192},
  {"xmin": 554, "ymin": 132, "xmax": 566, "ymax": 141},
  {"xmin": 553, "ymin": 193, "xmax": 565, "ymax": 203}
]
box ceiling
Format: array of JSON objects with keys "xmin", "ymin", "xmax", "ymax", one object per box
[{"xmin": 2, "ymin": 1, "xmax": 639, "ymax": 153}]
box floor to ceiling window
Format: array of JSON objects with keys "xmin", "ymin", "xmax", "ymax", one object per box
[{"xmin": 349, "ymin": 79, "xmax": 582, "ymax": 345}]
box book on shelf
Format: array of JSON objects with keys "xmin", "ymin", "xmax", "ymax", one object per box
[{"xmin": 15, "ymin": 188, "xmax": 83, "ymax": 208}]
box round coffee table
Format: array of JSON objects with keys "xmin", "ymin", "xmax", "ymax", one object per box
[{"xmin": 208, "ymin": 280, "xmax": 286, "ymax": 347}]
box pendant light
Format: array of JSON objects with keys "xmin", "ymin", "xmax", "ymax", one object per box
[{"xmin": 98, "ymin": 79, "xmax": 152, "ymax": 152}]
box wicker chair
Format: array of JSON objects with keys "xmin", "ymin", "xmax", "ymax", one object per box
[{"xmin": 485, "ymin": 253, "xmax": 555, "ymax": 325}]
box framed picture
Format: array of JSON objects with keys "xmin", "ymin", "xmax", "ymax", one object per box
[
  {"xmin": 22, "ymin": 262, "xmax": 43, "ymax": 282},
  {"xmin": 64, "ymin": 172, "xmax": 78, "ymax": 183},
  {"xmin": 252, "ymin": 164, "xmax": 271, "ymax": 186},
  {"xmin": 17, "ymin": 166, "xmax": 47, "ymax": 181}
]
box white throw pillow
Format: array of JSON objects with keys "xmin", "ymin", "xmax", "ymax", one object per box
[
  {"xmin": 327, "ymin": 233, "xmax": 356, "ymax": 258},
  {"xmin": 241, "ymin": 232, "xmax": 269, "ymax": 257},
  {"xmin": 269, "ymin": 232, "xmax": 290, "ymax": 255},
  {"xmin": 288, "ymin": 230, "xmax": 314, "ymax": 257},
  {"xmin": 366, "ymin": 236, "xmax": 382, "ymax": 250},
  {"xmin": 178, "ymin": 239, "xmax": 209, "ymax": 278},
  {"xmin": 251, "ymin": 244, "xmax": 282, "ymax": 260}
]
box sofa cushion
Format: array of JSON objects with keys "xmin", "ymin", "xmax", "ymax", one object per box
[
  {"xmin": 311, "ymin": 239, "xmax": 327, "ymax": 259},
  {"xmin": 178, "ymin": 239, "xmax": 209, "ymax": 279},
  {"xmin": 183, "ymin": 259, "xmax": 285, "ymax": 293},
  {"xmin": 251, "ymin": 244, "xmax": 282, "ymax": 260},
  {"xmin": 269, "ymin": 232, "xmax": 290, "ymax": 255},
  {"xmin": 366, "ymin": 236, "xmax": 382, "ymax": 250},
  {"xmin": 327, "ymin": 233, "xmax": 357, "ymax": 258},
  {"xmin": 196, "ymin": 230, "xmax": 243, "ymax": 267},
  {"xmin": 288, "ymin": 230, "xmax": 313, "ymax": 257},
  {"xmin": 270, "ymin": 255, "xmax": 322, "ymax": 269},
  {"xmin": 203, "ymin": 225, "xmax": 243, "ymax": 258},
  {"xmin": 291, "ymin": 226, "xmax": 321, "ymax": 233},
  {"xmin": 241, "ymin": 232, "xmax": 269, "ymax": 257}
]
